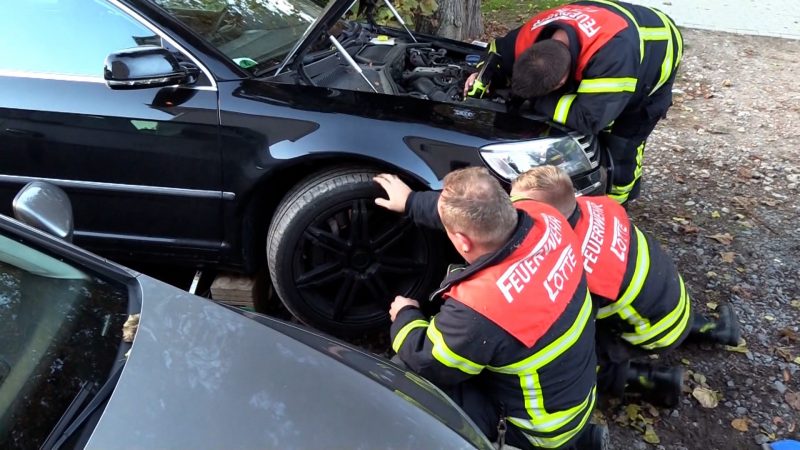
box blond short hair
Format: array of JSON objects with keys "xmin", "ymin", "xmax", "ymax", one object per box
[
  {"xmin": 439, "ymin": 167, "xmax": 517, "ymax": 247},
  {"xmin": 511, "ymin": 166, "xmax": 577, "ymax": 217}
]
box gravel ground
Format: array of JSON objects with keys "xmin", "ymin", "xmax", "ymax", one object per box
[{"xmin": 600, "ymin": 28, "xmax": 800, "ymax": 449}]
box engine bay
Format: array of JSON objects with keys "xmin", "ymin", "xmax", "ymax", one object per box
[{"xmin": 270, "ymin": 23, "xmax": 508, "ymax": 107}]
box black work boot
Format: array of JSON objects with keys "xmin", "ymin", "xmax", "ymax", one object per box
[
  {"xmin": 690, "ymin": 303, "xmax": 741, "ymax": 346},
  {"xmin": 573, "ymin": 423, "xmax": 610, "ymax": 450},
  {"xmin": 625, "ymin": 362, "xmax": 684, "ymax": 408}
]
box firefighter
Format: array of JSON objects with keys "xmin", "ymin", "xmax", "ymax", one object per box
[
  {"xmin": 509, "ymin": 166, "xmax": 740, "ymax": 407},
  {"xmin": 465, "ymin": 1, "xmax": 683, "ymax": 205},
  {"xmin": 374, "ymin": 169, "xmax": 605, "ymax": 450}
]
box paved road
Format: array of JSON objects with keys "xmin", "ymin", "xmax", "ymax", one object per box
[{"xmin": 626, "ymin": 0, "xmax": 800, "ymax": 39}]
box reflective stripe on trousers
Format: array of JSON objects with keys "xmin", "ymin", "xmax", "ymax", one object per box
[
  {"xmin": 487, "ymin": 292, "xmax": 597, "ymax": 448},
  {"xmin": 598, "ymin": 228, "xmax": 692, "ymax": 350}
]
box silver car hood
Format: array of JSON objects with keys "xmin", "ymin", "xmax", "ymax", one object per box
[{"xmin": 85, "ymin": 275, "xmax": 483, "ymax": 449}]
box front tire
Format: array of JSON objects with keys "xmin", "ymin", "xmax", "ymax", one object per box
[{"xmin": 267, "ymin": 167, "xmax": 443, "ymax": 335}]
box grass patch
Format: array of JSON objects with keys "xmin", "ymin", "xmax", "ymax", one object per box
[{"xmin": 481, "ymin": 0, "xmax": 565, "ymax": 27}]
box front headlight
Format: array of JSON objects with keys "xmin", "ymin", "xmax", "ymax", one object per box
[{"xmin": 479, "ymin": 137, "xmax": 592, "ymax": 181}]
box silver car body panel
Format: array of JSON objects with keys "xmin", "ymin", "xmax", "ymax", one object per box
[{"xmin": 86, "ymin": 275, "xmax": 484, "ymax": 449}]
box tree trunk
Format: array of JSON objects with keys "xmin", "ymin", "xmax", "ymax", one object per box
[
  {"xmin": 417, "ymin": 0, "xmax": 483, "ymax": 42},
  {"xmin": 463, "ymin": 0, "xmax": 483, "ymax": 41}
]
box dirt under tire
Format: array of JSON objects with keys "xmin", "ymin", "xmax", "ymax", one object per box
[{"xmin": 267, "ymin": 167, "xmax": 443, "ymax": 336}]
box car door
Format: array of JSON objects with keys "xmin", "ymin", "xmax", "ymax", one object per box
[{"xmin": 0, "ymin": 0, "xmax": 224, "ymax": 263}]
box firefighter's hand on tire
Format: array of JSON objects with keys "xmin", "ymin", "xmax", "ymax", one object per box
[
  {"xmin": 374, "ymin": 174, "xmax": 412, "ymax": 213},
  {"xmin": 463, "ymin": 72, "xmax": 479, "ymax": 97},
  {"xmin": 390, "ymin": 296, "xmax": 420, "ymax": 322}
]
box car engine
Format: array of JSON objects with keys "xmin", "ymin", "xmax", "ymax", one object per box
[{"xmin": 272, "ymin": 24, "xmax": 506, "ymax": 106}]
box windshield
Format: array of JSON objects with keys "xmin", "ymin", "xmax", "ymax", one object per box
[
  {"xmin": 154, "ymin": 0, "xmax": 325, "ymax": 70},
  {"xmin": 0, "ymin": 234, "xmax": 129, "ymax": 449}
]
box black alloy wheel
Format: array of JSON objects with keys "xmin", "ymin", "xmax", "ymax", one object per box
[{"xmin": 267, "ymin": 167, "xmax": 444, "ymax": 335}]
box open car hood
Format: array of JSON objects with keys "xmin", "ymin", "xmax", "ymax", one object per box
[{"xmin": 275, "ymin": 0, "xmax": 358, "ymax": 75}]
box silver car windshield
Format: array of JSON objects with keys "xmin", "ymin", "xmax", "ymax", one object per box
[
  {"xmin": 152, "ymin": 0, "xmax": 324, "ymax": 70},
  {"xmin": 0, "ymin": 234, "xmax": 129, "ymax": 449}
]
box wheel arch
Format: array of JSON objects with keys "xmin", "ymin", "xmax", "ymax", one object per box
[{"xmin": 232, "ymin": 152, "xmax": 443, "ymax": 273}]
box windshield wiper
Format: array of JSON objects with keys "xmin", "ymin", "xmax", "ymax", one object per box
[{"xmin": 40, "ymin": 360, "xmax": 125, "ymax": 450}]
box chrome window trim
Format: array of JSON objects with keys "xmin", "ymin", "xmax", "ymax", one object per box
[
  {"xmin": 0, "ymin": 0, "xmax": 218, "ymax": 91},
  {"xmin": 0, "ymin": 68, "xmax": 219, "ymax": 90},
  {"xmin": 0, "ymin": 70, "xmax": 107, "ymax": 84},
  {"xmin": 0, "ymin": 175, "xmax": 235, "ymax": 201}
]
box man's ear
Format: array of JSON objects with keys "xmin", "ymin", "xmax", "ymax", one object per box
[
  {"xmin": 556, "ymin": 72, "xmax": 569, "ymax": 90},
  {"xmin": 454, "ymin": 232, "xmax": 473, "ymax": 254}
]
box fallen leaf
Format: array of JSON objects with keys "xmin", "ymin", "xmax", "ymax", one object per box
[
  {"xmin": 720, "ymin": 252, "xmax": 736, "ymax": 263},
  {"xmin": 681, "ymin": 358, "xmax": 692, "ymax": 366},
  {"xmin": 787, "ymin": 392, "xmax": 800, "ymax": 411},
  {"xmin": 731, "ymin": 418, "xmax": 749, "ymax": 432},
  {"xmin": 785, "ymin": 369, "xmax": 792, "ymax": 383},
  {"xmin": 795, "ymin": 356, "xmax": 800, "ymax": 365},
  {"xmin": 692, "ymin": 372, "xmax": 708, "ymax": 386},
  {"xmin": 625, "ymin": 404, "xmax": 641, "ymax": 421},
  {"xmin": 731, "ymin": 285, "xmax": 753, "ymax": 300},
  {"xmin": 726, "ymin": 338, "xmax": 749, "ymax": 354},
  {"xmin": 791, "ymin": 300, "xmax": 800, "ymax": 309},
  {"xmin": 764, "ymin": 315, "xmax": 776, "ymax": 322},
  {"xmin": 776, "ymin": 347, "xmax": 795, "ymax": 362},
  {"xmin": 707, "ymin": 233, "xmax": 734, "ymax": 245},
  {"xmin": 780, "ymin": 328, "xmax": 800, "ymax": 343},
  {"xmin": 706, "ymin": 302, "xmax": 718, "ymax": 311},
  {"xmin": 681, "ymin": 224, "xmax": 701, "ymax": 234},
  {"xmin": 643, "ymin": 424, "xmax": 661, "ymax": 444},
  {"xmin": 692, "ymin": 387, "xmax": 719, "ymax": 408},
  {"xmin": 711, "ymin": 211, "xmax": 721, "ymax": 218},
  {"xmin": 706, "ymin": 271, "xmax": 718, "ymax": 278}
]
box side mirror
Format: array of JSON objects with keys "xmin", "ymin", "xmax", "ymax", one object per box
[
  {"xmin": 13, "ymin": 182, "xmax": 74, "ymax": 242},
  {"xmin": 104, "ymin": 46, "xmax": 197, "ymax": 90}
]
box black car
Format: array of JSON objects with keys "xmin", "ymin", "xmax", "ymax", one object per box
[
  {"xmin": 0, "ymin": 0, "xmax": 604, "ymax": 335},
  {"xmin": 0, "ymin": 182, "xmax": 493, "ymax": 449}
]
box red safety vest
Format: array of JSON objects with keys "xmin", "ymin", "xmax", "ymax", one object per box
[
  {"xmin": 573, "ymin": 196, "xmax": 631, "ymax": 300},
  {"xmin": 446, "ymin": 203, "xmax": 584, "ymax": 348},
  {"xmin": 514, "ymin": 3, "xmax": 630, "ymax": 81}
]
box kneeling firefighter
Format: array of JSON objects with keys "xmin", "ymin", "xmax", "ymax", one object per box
[
  {"xmin": 374, "ymin": 168, "xmax": 605, "ymax": 450},
  {"xmin": 510, "ymin": 166, "xmax": 740, "ymax": 407}
]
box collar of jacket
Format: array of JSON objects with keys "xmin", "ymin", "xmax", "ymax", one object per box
[
  {"xmin": 567, "ymin": 204, "xmax": 582, "ymax": 228},
  {"xmin": 428, "ymin": 210, "xmax": 533, "ymax": 302}
]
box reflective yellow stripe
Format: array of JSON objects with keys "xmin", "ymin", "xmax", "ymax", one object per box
[
  {"xmin": 639, "ymin": 26, "xmax": 671, "ymax": 40},
  {"xmin": 626, "ymin": 276, "xmax": 693, "ymax": 349},
  {"xmin": 577, "ymin": 77, "xmax": 638, "ymax": 93},
  {"xmin": 649, "ymin": 10, "xmax": 675, "ymax": 95},
  {"xmin": 426, "ymin": 318, "xmax": 484, "ymax": 375},
  {"xmin": 553, "ymin": 94, "xmax": 577, "ymax": 125},
  {"xmin": 486, "ymin": 292, "xmax": 595, "ymax": 444},
  {"xmin": 489, "ymin": 291, "xmax": 593, "ymax": 374},
  {"xmin": 489, "ymin": 39, "xmax": 498, "ymax": 54},
  {"xmin": 509, "ymin": 386, "xmax": 596, "ymax": 448},
  {"xmin": 668, "ymin": 19, "xmax": 684, "ymax": 67},
  {"xmin": 392, "ymin": 319, "xmax": 429, "ymax": 353},
  {"xmin": 590, "ymin": 0, "xmax": 644, "ymax": 62},
  {"xmin": 609, "ymin": 142, "xmax": 644, "ymax": 202},
  {"xmin": 598, "ymin": 227, "xmax": 649, "ymax": 319}
]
